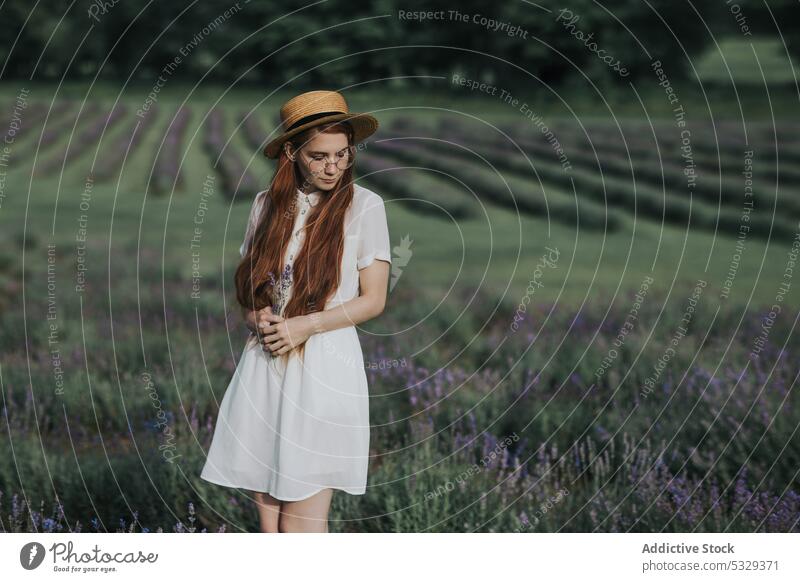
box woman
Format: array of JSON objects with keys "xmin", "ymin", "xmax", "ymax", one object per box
[{"xmin": 200, "ymin": 90, "xmax": 392, "ymax": 533}]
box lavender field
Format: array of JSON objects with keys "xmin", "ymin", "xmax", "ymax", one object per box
[
  {"xmin": 0, "ymin": 90, "xmax": 798, "ymax": 532},
  {"xmin": 1, "ymin": 256, "xmax": 798, "ymax": 532}
]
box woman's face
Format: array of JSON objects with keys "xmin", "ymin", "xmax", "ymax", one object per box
[{"xmin": 289, "ymin": 130, "xmax": 351, "ymax": 193}]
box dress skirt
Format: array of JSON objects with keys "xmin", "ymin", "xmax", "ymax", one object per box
[{"xmin": 200, "ymin": 324, "xmax": 370, "ymax": 501}]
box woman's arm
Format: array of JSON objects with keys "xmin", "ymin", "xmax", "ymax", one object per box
[
  {"xmin": 255, "ymin": 259, "xmax": 390, "ymax": 355},
  {"xmin": 303, "ymin": 258, "xmax": 390, "ymax": 333}
]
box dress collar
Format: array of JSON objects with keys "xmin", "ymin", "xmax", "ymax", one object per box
[{"xmin": 296, "ymin": 188, "xmax": 321, "ymax": 205}]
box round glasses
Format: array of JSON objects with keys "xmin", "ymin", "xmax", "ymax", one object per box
[{"xmin": 304, "ymin": 145, "xmax": 356, "ymax": 174}]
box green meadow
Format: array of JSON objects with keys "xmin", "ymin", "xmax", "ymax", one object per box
[{"xmin": 1, "ymin": 36, "xmax": 799, "ymax": 531}]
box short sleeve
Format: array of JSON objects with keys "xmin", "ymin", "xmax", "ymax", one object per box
[
  {"xmin": 357, "ymin": 193, "xmax": 392, "ymax": 270},
  {"xmin": 239, "ymin": 190, "xmax": 269, "ymax": 258}
]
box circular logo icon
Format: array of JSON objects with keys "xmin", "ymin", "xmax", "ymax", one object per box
[{"xmin": 20, "ymin": 542, "xmax": 46, "ymax": 570}]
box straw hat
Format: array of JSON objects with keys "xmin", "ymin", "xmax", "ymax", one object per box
[{"xmin": 263, "ymin": 90, "xmax": 379, "ymax": 159}]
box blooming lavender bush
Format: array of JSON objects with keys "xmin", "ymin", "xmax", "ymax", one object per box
[{"xmin": 0, "ymin": 491, "xmax": 225, "ymax": 533}]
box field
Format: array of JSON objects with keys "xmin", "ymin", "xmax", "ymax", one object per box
[{"xmin": 0, "ymin": 75, "xmax": 798, "ymax": 532}]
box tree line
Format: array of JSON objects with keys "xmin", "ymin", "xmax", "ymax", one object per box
[{"xmin": 0, "ymin": 0, "xmax": 796, "ymax": 87}]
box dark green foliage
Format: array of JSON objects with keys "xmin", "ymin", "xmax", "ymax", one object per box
[{"xmin": 0, "ymin": 0, "xmax": 737, "ymax": 84}]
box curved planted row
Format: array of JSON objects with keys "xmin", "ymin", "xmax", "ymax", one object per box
[
  {"xmin": 468, "ymin": 120, "xmax": 800, "ymax": 220},
  {"xmin": 17, "ymin": 102, "xmax": 101, "ymax": 158},
  {"xmin": 238, "ymin": 109, "xmax": 270, "ymax": 152},
  {"xmin": 547, "ymin": 118, "xmax": 800, "ymax": 160},
  {"xmin": 37, "ymin": 104, "xmax": 128, "ymax": 176},
  {"xmin": 576, "ymin": 124, "xmax": 800, "ymax": 186},
  {"xmin": 534, "ymin": 119, "xmax": 800, "ymax": 172},
  {"xmin": 90, "ymin": 104, "xmax": 161, "ymax": 182},
  {"xmin": 496, "ymin": 122, "xmax": 800, "ymax": 240},
  {"xmin": 202, "ymin": 108, "xmax": 259, "ymax": 200},
  {"xmin": 1, "ymin": 101, "xmax": 54, "ymax": 146},
  {"xmin": 358, "ymin": 148, "xmax": 479, "ymax": 220},
  {"xmin": 392, "ymin": 117, "xmax": 798, "ymax": 241},
  {"xmin": 370, "ymin": 137, "xmax": 620, "ymax": 232},
  {"xmin": 150, "ymin": 105, "xmax": 192, "ymax": 195}
]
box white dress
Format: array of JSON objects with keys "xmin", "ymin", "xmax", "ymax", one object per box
[{"xmin": 200, "ymin": 183, "xmax": 392, "ymax": 501}]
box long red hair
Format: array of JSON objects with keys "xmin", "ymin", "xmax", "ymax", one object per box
[{"xmin": 234, "ymin": 121, "xmax": 356, "ymax": 365}]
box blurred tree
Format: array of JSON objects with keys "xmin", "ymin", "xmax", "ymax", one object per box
[
  {"xmin": 1, "ymin": 0, "xmax": 794, "ymax": 88},
  {"xmin": 760, "ymin": 0, "xmax": 800, "ymax": 64}
]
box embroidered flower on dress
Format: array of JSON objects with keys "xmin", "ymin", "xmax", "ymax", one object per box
[
  {"xmin": 268, "ymin": 191, "xmax": 315, "ymax": 319},
  {"xmin": 266, "ymin": 263, "xmax": 291, "ymax": 317}
]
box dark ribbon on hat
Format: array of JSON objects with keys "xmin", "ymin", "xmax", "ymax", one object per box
[{"xmin": 286, "ymin": 111, "xmax": 346, "ymax": 132}]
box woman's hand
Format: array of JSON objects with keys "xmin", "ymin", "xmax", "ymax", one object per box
[
  {"xmin": 256, "ymin": 312, "xmax": 313, "ymax": 355},
  {"xmin": 243, "ymin": 305, "xmax": 273, "ymax": 335}
]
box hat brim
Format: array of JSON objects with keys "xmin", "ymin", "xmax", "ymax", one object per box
[{"xmin": 263, "ymin": 112, "xmax": 379, "ymax": 159}]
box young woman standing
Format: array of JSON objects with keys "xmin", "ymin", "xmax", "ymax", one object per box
[{"xmin": 200, "ymin": 90, "xmax": 392, "ymax": 533}]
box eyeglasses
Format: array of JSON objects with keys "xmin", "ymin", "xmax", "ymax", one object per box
[{"xmin": 303, "ymin": 145, "xmax": 356, "ymax": 174}]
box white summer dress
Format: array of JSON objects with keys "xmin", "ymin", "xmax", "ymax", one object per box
[{"xmin": 200, "ymin": 183, "xmax": 392, "ymax": 501}]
